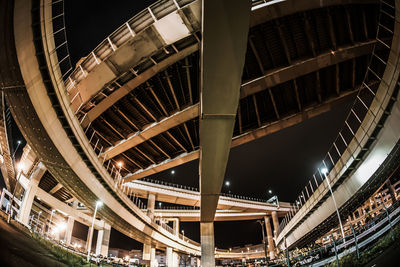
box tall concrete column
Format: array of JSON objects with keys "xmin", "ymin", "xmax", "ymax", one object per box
[
  {"xmin": 18, "ymin": 163, "xmax": 46, "ymax": 225},
  {"xmin": 86, "ymin": 227, "xmax": 93, "ymax": 253},
  {"xmin": 143, "ymin": 241, "xmax": 152, "ymax": 261},
  {"xmin": 65, "ymin": 216, "xmax": 74, "ymax": 246},
  {"xmin": 166, "ymin": 247, "xmax": 178, "ymax": 267},
  {"xmin": 386, "ymin": 180, "xmax": 397, "ymax": 203},
  {"xmin": 264, "ymin": 216, "xmax": 275, "ymax": 259},
  {"xmin": 200, "ymin": 222, "xmax": 215, "ymax": 267},
  {"xmin": 65, "ymin": 201, "xmax": 78, "ymax": 246},
  {"xmin": 0, "ymin": 189, "xmax": 6, "ymax": 210},
  {"xmin": 172, "ymin": 251, "xmax": 179, "ymax": 267},
  {"xmin": 150, "ymin": 247, "xmax": 157, "ymax": 267},
  {"xmin": 147, "ymin": 193, "xmax": 156, "ymax": 220},
  {"xmin": 271, "ymin": 211, "xmax": 280, "ymax": 239},
  {"xmin": 172, "ymin": 218, "xmax": 179, "ymax": 236},
  {"xmin": 166, "ymin": 247, "xmax": 173, "ymax": 267},
  {"xmin": 199, "ymin": 1, "xmax": 250, "ymax": 266},
  {"xmin": 96, "ymin": 222, "xmax": 111, "ymax": 256}
]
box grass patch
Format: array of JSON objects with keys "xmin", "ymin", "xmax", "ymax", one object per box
[{"xmin": 31, "ymin": 233, "xmax": 90, "ymax": 266}]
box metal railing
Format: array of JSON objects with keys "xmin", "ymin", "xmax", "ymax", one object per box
[
  {"xmin": 243, "ymin": 197, "xmax": 400, "ymax": 266},
  {"xmin": 64, "ymin": 0, "xmax": 198, "ymax": 116},
  {"xmin": 279, "ymin": 0, "xmax": 396, "ymax": 232},
  {"xmin": 41, "ymin": 0, "xmax": 197, "ymax": 248}
]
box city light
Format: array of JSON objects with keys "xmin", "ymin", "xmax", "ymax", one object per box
[
  {"xmin": 58, "ymin": 222, "xmax": 67, "ymax": 231},
  {"xmin": 268, "ymin": 189, "xmax": 272, "ymax": 194},
  {"xmin": 117, "ymin": 162, "xmax": 123, "ymax": 168},
  {"xmin": 321, "ymin": 167, "xmax": 329, "ymax": 175},
  {"xmin": 17, "ymin": 163, "xmax": 24, "ymax": 171},
  {"xmin": 96, "ymin": 200, "xmax": 103, "ymax": 207},
  {"xmin": 171, "ymin": 170, "xmax": 175, "ymax": 174},
  {"xmin": 225, "ymin": 181, "xmax": 230, "ymax": 186},
  {"xmin": 17, "ymin": 140, "xmax": 21, "ymax": 144}
]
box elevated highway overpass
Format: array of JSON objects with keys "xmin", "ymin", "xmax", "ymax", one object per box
[
  {"xmin": 1, "ymin": 0, "xmax": 397, "ymax": 264},
  {"xmin": 274, "ymin": 0, "xmax": 400, "ymax": 250},
  {"xmin": 125, "ymin": 179, "xmax": 291, "ymax": 213}
]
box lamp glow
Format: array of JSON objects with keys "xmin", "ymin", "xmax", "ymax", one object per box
[
  {"xmin": 321, "ymin": 167, "xmax": 329, "ymax": 175},
  {"xmin": 17, "ymin": 163, "xmax": 24, "ymax": 171}
]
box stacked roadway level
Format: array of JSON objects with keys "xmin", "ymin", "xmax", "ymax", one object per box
[
  {"xmin": 276, "ymin": 0, "xmax": 400, "ymax": 249},
  {"xmin": 0, "ymin": 0, "xmax": 390, "ymax": 259}
]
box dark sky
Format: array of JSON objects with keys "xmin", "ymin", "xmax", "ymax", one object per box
[{"xmin": 0, "ymin": 0, "xmax": 355, "ymax": 250}]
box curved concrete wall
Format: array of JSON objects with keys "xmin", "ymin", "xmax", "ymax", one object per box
[
  {"xmin": 277, "ymin": 0, "xmax": 400, "ymax": 248},
  {"xmin": 11, "ymin": 0, "xmax": 201, "ymax": 254}
]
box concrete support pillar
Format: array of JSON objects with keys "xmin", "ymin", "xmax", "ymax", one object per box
[
  {"xmin": 143, "ymin": 241, "xmax": 152, "ymax": 261},
  {"xmin": 65, "ymin": 216, "xmax": 74, "ymax": 247},
  {"xmin": 200, "ymin": 222, "xmax": 215, "ymax": 267},
  {"xmin": 271, "ymin": 211, "xmax": 280, "ymax": 239},
  {"xmin": 173, "ymin": 252, "xmax": 179, "ymax": 267},
  {"xmin": 96, "ymin": 222, "xmax": 111, "ymax": 256},
  {"xmin": 18, "ymin": 164, "xmax": 45, "ymax": 225},
  {"xmin": 86, "ymin": 227, "xmax": 93, "ymax": 253},
  {"xmin": 166, "ymin": 247, "xmax": 178, "ymax": 267},
  {"xmin": 150, "ymin": 247, "xmax": 157, "ymax": 267},
  {"xmin": 0, "ymin": 189, "xmax": 6, "ymax": 210},
  {"xmin": 172, "ymin": 218, "xmax": 180, "ymax": 236},
  {"xmin": 147, "ymin": 193, "xmax": 156, "ymax": 220},
  {"xmin": 386, "ymin": 180, "xmax": 397, "ymax": 202},
  {"xmin": 196, "ymin": 257, "xmax": 201, "ymax": 267},
  {"xmin": 166, "ymin": 247, "xmax": 173, "ymax": 267},
  {"xmin": 264, "ymin": 216, "xmax": 275, "ymax": 259}
]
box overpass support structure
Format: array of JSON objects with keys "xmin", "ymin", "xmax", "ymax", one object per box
[
  {"xmin": 18, "ymin": 163, "xmax": 46, "ymax": 225},
  {"xmin": 199, "ymin": 0, "xmax": 250, "ymax": 265},
  {"xmin": 1, "ymin": 0, "xmax": 203, "ymax": 256},
  {"xmin": 276, "ymin": 0, "xmax": 400, "ymax": 249}
]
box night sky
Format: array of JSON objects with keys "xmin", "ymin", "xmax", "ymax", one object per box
[{"xmin": 0, "ymin": 0, "xmax": 355, "ymax": 250}]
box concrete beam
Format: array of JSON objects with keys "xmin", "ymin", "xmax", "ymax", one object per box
[
  {"xmin": 199, "ymin": 7, "xmax": 251, "ymax": 265},
  {"xmin": 250, "ymin": 0, "xmax": 378, "ymax": 27},
  {"xmin": 97, "ymin": 41, "xmax": 373, "ymax": 164},
  {"xmin": 81, "ymin": 44, "xmax": 199, "ymax": 128},
  {"xmin": 49, "ymin": 183, "xmax": 63, "ymax": 194},
  {"xmin": 124, "ymin": 90, "xmax": 357, "ymax": 181},
  {"xmin": 240, "ymin": 41, "xmax": 375, "ymax": 99},
  {"xmin": 35, "ymin": 187, "xmax": 104, "ymax": 230},
  {"xmin": 124, "ymin": 150, "xmax": 199, "ymax": 181},
  {"xmin": 101, "ymin": 104, "xmax": 199, "ymax": 161},
  {"xmin": 153, "ymin": 209, "xmax": 268, "ymax": 222}
]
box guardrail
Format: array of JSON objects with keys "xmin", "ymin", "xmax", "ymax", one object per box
[
  {"xmin": 240, "ymin": 198, "xmax": 400, "ymax": 266},
  {"xmin": 279, "ymin": 0, "xmax": 396, "ymax": 232},
  {"xmin": 40, "ymin": 0, "xmax": 199, "ymax": 248}
]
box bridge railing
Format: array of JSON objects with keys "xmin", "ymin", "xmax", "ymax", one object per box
[
  {"xmin": 279, "ymin": 0, "xmax": 396, "ymax": 232},
  {"xmin": 42, "ymin": 0, "xmax": 200, "ymax": 248}
]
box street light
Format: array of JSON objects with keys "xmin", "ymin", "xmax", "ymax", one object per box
[
  {"xmin": 171, "ymin": 170, "xmax": 175, "ymax": 175},
  {"xmin": 321, "ymin": 167, "xmax": 345, "ymax": 243},
  {"xmin": 225, "ymin": 180, "xmax": 231, "ymax": 194},
  {"xmin": 256, "ymin": 220, "xmax": 268, "ymax": 260},
  {"xmin": 268, "ymin": 189, "xmax": 272, "ymax": 194},
  {"xmin": 87, "ymin": 200, "xmax": 103, "ymax": 261},
  {"xmin": 12, "ymin": 140, "xmax": 22, "ymax": 159}
]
